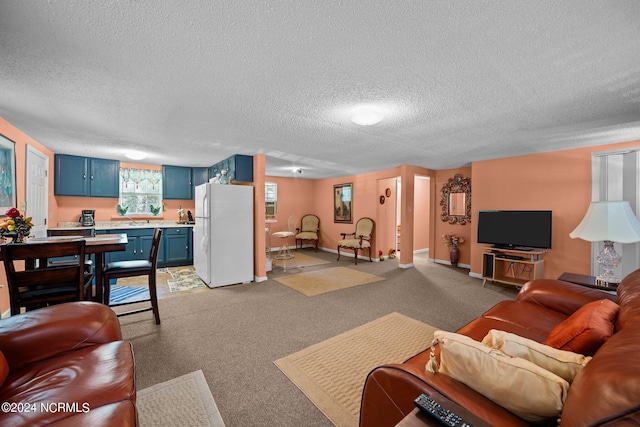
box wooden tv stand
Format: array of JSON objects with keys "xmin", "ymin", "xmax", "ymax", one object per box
[{"xmin": 482, "ymin": 248, "xmax": 545, "ymax": 288}]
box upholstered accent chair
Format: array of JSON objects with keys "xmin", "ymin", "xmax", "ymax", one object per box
[
  {"xmin": 337, "ymin": 217, "xmax": 374, "ymax": 265},
  {"xmin": 295, "ymin": 214, "xmax": 320, "ymax": 251}
]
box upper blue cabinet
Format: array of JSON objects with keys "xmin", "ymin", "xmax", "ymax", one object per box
[
  {"xmin": 209, "ymin": 154, "xmax": 253, "ymax": 183},
  {"xmin": 54, "ymin": 154, "xmax": 120, "ymax": 198},
  {"xmin": 162, "ymin": 165, "xmax": 192, "ymax": 200}
]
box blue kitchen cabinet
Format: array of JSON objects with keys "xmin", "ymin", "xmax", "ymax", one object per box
[
  {"xmin": 99, "ymin": 227, "xmax": 189, "ymax": 267},
  {"xmin": 102, "ymin": 228, "xmax": 165, "ymax": 264},
  {"xmin": 208, "ymin": 154, "xmax": 253, "ymax": 183},
  {"xmin": 163, "ymin": 227, "xmax": 192, "ymax": 266},
  {"xmin": 162, "ymin": 165, "xmax": 192, "ymax": 200},
  {"xmin": 54, "ymin": 155, "xmax": 120, "ymax": 197},
  {"xmin": 192, "ymin": 167, "xmax": 209, "ymax": 189}
]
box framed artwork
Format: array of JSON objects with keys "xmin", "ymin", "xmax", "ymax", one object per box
[
  {"xmin": 334, "ymin": 183, "xmax": 352, "ymax": 223},
  {"xmin": 0, "ymin": 134, "xmax": 16, "ymax": 213}
]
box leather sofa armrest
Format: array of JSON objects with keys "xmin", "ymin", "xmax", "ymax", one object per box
[
  {"xmin": 517, "ymin": 279, "xmax": 617, "ymax": 316},
  {"xmin": 0, "ymin": 301, "xmax": 123, "ymax": 371}
]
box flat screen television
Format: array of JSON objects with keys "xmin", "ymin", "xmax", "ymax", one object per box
[{"xmin": 477, "ymin": 210, "xmax": 552, "ymax": 249}]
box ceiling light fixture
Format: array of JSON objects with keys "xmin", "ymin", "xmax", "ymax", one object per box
[
  {"xmin": 292, "ymin": 168, "xmax": 303, "ymax": 175},
  {"xmin": 350, "ymin": 105, "xmax": 385, "ymax": 126},
  {"xmin": 124, "ymin": 151, "xmax": 147, "ymax": 160}
]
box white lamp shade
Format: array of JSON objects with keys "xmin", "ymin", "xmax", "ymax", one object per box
[{"xmin": 570, "ymin": 201, "xmax": 640, "ymax": 243}]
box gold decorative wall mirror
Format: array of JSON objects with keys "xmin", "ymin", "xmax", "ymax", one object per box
[{"xmin": 440, "ymin": 174, "xmax": 471, "ymax": 224}]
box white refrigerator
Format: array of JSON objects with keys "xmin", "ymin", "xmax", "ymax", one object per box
[{"xmin": 194, "ymin": 183, "xmax": 254, "ymax": 287}]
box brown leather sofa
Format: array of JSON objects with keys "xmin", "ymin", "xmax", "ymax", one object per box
[
  {"xmin": 0, "ymin": 301, "xmax": 137, "ymax": 426},
  {"xmin": 360, "ymin": 269, "xmax": 640, "ymax": 426}
]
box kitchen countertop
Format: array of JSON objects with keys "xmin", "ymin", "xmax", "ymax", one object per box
[{"xmin": 54, "ymin": 220, "xmax": 194, "ymax": 231}]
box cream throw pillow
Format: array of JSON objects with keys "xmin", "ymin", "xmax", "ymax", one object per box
[
  {"xmin": 434, "ymin": 330, "xmax": 569, "ymax": 423},
  {"xmin": 481, "ymin": 329, "xmax": 591, "ymax": 383}
]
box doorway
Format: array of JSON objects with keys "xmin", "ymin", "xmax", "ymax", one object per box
[{"xmin": 25, "ymin": 145, "xmax": 49, "ymax": 238}]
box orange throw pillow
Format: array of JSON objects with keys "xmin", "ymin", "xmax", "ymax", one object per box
[{"xmin": 543, "ymin": 299, "xmax": 619, "ymax": 355}]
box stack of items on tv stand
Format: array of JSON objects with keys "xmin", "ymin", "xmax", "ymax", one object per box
[{"xmin": 481, "ymin": 247, "xmax": 546, "ymax": 288}]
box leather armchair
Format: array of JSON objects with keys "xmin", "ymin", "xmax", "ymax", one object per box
[{"xmin": 0, "ymin": 302, "xmax": 137, "ymax": 426}]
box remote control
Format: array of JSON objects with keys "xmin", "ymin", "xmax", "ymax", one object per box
[{"xmin": 413, "ymin": 394, "xmax": 473, "ymax": 427}]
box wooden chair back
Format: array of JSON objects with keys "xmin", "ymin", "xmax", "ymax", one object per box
[{"xmin": 1, "ymin": 240, "xmax": 87, "ymax": 315}]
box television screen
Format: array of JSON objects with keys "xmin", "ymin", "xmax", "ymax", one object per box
[{"xmin": 477, "ymin": 210, "xmax": 552, "ymax": 249}]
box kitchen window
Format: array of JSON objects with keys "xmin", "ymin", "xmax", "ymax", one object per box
[{"xmin": 119, "ymin": 168, "xmax": 163, "ymax": 215}]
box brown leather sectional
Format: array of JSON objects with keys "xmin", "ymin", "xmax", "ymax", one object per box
[
  {"xmin": 0, "ymin": 301, "xmax": 137, "ymax": 426},
  {"xmin": 360, "ymin": 269, "xmax": 640, "ymax": 426}
]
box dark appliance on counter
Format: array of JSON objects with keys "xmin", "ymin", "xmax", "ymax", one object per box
[{"xmin": 79, "ymin": 210, "xmax": 95, "ymax": 226}]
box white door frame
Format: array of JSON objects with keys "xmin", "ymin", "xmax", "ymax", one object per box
[{"xmin": 25, "ymin": 145, "xmax": 49, "ymax": 238}]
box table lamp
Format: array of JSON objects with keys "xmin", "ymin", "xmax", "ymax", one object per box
[{"xmin": 570, "ymin": 200, "xmax": 640, "ymax": 284}]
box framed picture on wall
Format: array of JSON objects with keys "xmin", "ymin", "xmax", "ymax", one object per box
[
  {"xmin": 0, "ymin": 134, "xmax": 16, "ymax": 213},
  {"xmin": 334, "ymin": 183, "xmax": 352, "ymax": 223}
]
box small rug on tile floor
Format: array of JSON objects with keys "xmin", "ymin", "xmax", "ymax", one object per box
[
  {"xmin": 137, "ymin": 370, "xmax": 225, "ymax": 427},
  {"xmin": 167, "ymin": 267, "xmax": 208, "ymax": 292}
]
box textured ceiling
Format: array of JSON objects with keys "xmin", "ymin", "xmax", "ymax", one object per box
[{"xmin": 1, "ymin": 1, "xmax": 639, "ymax": 178}]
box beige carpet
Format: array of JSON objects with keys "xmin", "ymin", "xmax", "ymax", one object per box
[
  {"xmin": 137, "ymin": 370, "xmax": 225, "ymax": 427},
  {"xmin": 167, "ymin": 267, "xmax": 208, "ymax": 292},
  {"xmin": 272, "ymin": 251, "xmax": 331, "ymax": 269},
  {"xmin": 274, "ymin": 312, "xmax": 437, "ymax": 427},
  {"xmin": 274, "ymin": 266, "xmax": 384, "ymax": 297}
]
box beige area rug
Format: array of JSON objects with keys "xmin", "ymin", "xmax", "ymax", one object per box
[
  {"xmin": 166, "ymin": 267, "xmax": 208, "ymax": 292},
  {"xmin": 274, "ymin": 266, "xmax": 384, "ymax": 297},
  {"xmin": 272, "ymin": 252, "xmax": 331, "ymax": 269},
  {"xmin": 137, "ymin": 370, "xmax": 225, "ymax": 427},
  {"xmin": 274, "ymin": 313, "xmax": 437, "ymax": 427}
]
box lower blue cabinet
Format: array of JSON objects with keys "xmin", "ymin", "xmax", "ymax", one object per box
[{"xmin": 98, "ymin": 227, "xmax": 192, "ymax": 267}]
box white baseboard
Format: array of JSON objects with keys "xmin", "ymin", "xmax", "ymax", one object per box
[
  {"xmin": 468, "ymin": 271, "xmax": 483, "ymax": 279},
  {"xmin": 399, "ymin": 263, "xmax": 414, "ymax": 269},
  {"xmin": 433, "ymin": 259, "xmax": 471, "ymax": 269},
  {"xmin": 254, "ymin": 275, "xmax": 268, "ymax": 283}
]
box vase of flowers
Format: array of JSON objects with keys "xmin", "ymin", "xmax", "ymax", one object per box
[
  {"xmin": 0, "ymin": 208, "xmax": 34, "ymax": 243},
  {"xmin": 442, "ymin": 233, "xmax": 464, "ymax": 267}
]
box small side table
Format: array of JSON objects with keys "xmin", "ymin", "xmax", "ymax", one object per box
[{"xmin": 558, "ymin": 272, "xmax": 618, "ymax": 291}]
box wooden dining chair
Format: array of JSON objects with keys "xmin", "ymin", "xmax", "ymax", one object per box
[
  {"xmin": 102, "ymin": 228, "xmax": 162, "ymax": 324},
  {"xmin": 1, "ymin": 240, "xmax": 88, "ymax": 315},
  {"xmin": 46, "ymin": 228, "xmax": 95, "ymax": 272}
]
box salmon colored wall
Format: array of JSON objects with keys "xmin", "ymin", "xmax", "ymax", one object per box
[
  {"xmin": 264, "ymin": 176, "xmax": 316, "ymax": 250},
  {"xmin": 0, "ymin": 117, "xmax": 57, "ymax": 313},
  {"xmin": 433, "ymin": 168, "xmax": 473, "ymax": 266},
  {"xmin": 376, "ymin": 177, "xmax": 397, "ymax": 257},
  {"xmin": 414, "ymin": 176, "xmax": 430, "ymax": 251},
  {"xmin": 470, "ymin": 140, "xmax": 640, "ymax": 280}
]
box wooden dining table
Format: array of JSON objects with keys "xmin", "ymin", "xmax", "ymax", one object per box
[{"xmin": 0, "ymin": 233, "xmax": 128, "ymax": 305}]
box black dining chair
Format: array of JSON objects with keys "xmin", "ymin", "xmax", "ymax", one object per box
[
  {"xmin": 1, "ymin": 240, "xmax": 89, "ymax": 315},
  {"xmin": 102, "ymin": 228, "xmax": 162, "ymax": 324}
]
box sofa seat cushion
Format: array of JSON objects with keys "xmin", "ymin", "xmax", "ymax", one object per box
[
  {"xmin": 543, "ymin": 299, "xmax": 619, "ymax": 355},
  {"xmin": 0, "ymin": 341, "xmax": 135, "ymax": 426}
]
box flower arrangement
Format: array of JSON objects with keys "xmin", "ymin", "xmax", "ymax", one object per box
[
  {"xmin": 442, "ymin": 233, "xmax": 464, "ymax": 247},
  {"xmin": 0, "ymin": 208, "xmax": 34, "ymax": 242},
  {"xmin": 379, "ymin": 250, "xmax": 384, "ymax": 261}
]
